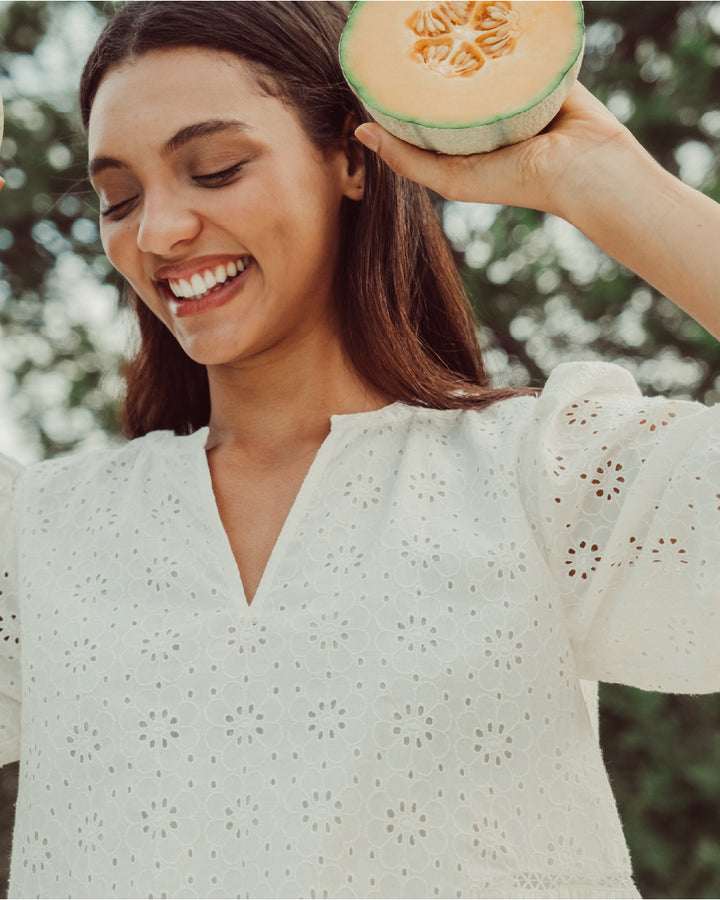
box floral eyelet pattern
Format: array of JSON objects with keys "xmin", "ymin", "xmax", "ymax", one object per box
[{"xmin": 0, "ymin": 361, "xmax": 717, "ymax": 897}]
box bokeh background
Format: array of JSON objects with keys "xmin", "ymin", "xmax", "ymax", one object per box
[{"xmin": 0, "ymin": 0, "xmax": 719, "ymax": 896}]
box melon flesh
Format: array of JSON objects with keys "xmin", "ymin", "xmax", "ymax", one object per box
[{"xmin": 339, "ymin": 1, "xmax": 585, "ymax": 155}]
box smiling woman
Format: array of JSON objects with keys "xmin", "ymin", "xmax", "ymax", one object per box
[
  {"xmin": 88, "ymin": 47, "xmax": 361, "ymax": 381},
  {"xmin": 79, "ymin": 2, "xmax": 516, "ymax": 441},
  {"xmin": 1, "ymin": 1, "xmax": 720, "ymax": 899}
]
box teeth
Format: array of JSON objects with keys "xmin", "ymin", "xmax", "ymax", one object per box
[
  {"xmin": 203, "ymin": 270, "xmax": 217, "ymax": 291},
  {"xmin": 167, "ymin": 257, "xmax": 250, "ymax": 300},
  {"xmin": 190, "ymin": 273, "xmax": 206, "ymax": 295},
  {"xmin": 176, "ymin": 279, "xmax": 193, "ymax": 298}
]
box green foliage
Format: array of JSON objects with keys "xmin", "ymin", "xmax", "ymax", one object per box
[
  {"xmin": 0, "ymin": 0, "xmax": 123, "ymax": 460},
  {"xmin": 0, "ymin": 2, "xmax": 719, "ymax": 898},
  {"xmin": 602, "ymin": 686, "xmax": 720, "ymax": 898}
]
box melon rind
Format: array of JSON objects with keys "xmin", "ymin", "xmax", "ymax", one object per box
[{"xmin": 340, "ymin": 2, "xmax": 585, "ymax": 156}]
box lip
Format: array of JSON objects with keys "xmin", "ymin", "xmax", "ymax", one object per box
[{"xmin": 161, "ymin": 259, "xmax": 253, "ymax": 318}]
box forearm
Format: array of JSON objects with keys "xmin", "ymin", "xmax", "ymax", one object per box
[{"xmin": 556, "ymin": 139, "xmax": 720, "ymax": 339}]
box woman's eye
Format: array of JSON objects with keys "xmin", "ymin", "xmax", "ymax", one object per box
[
  {"xmin": 193, "ymin": 162, "xmax": 245, "ymax": 187},
  {"xmin": 100, "ymin": 197, "xmax": 138, "ymax": 220}
]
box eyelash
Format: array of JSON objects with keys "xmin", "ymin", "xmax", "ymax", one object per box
[
  {"xmin": 100, "ymin": 197, "xmax": 136, "ymax": 220},
  {"xmin": 99, "ymin": 162, "xmax": 246, "ymax": 219},
  {"xmin": 193, "ymin": 161, "xmax": 246, "ymax": 187}
]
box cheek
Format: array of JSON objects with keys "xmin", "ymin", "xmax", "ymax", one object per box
[
  {"xmin": 99, "ymin": 224, "xmax": 127, "ymax": 274},
  {"xmin": 101, "ymin": 223, "xmax": 143, "ymax": 291},
  {"xmin": 100, "ymin": 224, "xmax": 168, "ymax": 326}
]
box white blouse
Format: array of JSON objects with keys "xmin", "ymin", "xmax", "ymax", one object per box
[{"xmin": 0, "ymin": 361, "xmax": 719, "ymax": 899}]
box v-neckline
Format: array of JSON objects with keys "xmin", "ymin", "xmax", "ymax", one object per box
[
  {"xmin": 196, "ymin": 422, "xmax": 338, "ymax": 610},
  {"xmin": 189, "ymin": 400, "xmax": 408, "ymax": 610}
]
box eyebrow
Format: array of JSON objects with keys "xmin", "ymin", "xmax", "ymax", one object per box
[{"xmin": 87, "ymin": 119, "xmax": 251, "ymax": 179}]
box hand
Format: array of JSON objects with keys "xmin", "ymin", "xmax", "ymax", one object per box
[
  {"xmin": 358, "ymin": 81, "xmax": 720, "ymax": 340},
  {"xmin": 354, "ymin": 83, "xmax": 633, "ymax": 219}
]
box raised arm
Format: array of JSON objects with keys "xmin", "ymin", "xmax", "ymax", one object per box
[{"xmin": 355, "ymin": 84, "xmax": 720, "ymax": 340}]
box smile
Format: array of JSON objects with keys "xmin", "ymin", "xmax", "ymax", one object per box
[{"xmin": 167, "ymin": 256, "xmax": 252, "ymax": 302}]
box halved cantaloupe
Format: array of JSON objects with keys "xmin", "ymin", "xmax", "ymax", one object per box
[{"xmin": 339, "ymin": 1, "xmax": 585, "ymax": 155}]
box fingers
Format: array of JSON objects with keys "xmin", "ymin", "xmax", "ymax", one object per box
[
  {"xmin": 354, "ymin": 118, "xmax": 563, "ymax": 211},
  {"xmin": 354, "ymin": 123, "xmax": 457, "ymax": 199}
]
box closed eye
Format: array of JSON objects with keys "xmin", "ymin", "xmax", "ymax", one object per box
[
  {"xmin": 100, "ymin": 196, "xmax": 138, "ymax": 219},
  {"xmin": 193, "ymin": 161, "xmax": 246, "ymax": 187}
]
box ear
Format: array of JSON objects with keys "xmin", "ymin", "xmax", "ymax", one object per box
[{"xmin": 338, "ymin": 114, "xmax": 366, "ymax": 201}]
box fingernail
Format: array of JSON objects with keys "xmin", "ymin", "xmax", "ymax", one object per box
[
  {"xmin": 0, "ymin": 177, "xmax": 5, "ymax": 192},
  {"xmin": 355, "ymin": 124, "xmax": 379, "ymax": 153}
]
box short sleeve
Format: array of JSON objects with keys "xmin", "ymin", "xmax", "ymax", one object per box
[
  {"xmin": 0, "ymin": 454, "xmax": 23, "ymax": 766},
  {"xmin": 523, "ymin": 361, "xmax": 720, "ymax": 693}
]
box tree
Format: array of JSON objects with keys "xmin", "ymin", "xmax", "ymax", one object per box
[
  {"xmin": 0, "ymin": 2, "xmax": 719, "ymax": 896},
  {"xmin": 0, "ymin": 0, "xmax": 124, "ymax": 464}
]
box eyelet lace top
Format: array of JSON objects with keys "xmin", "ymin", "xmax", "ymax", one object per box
[{"xmin": 1, "ymin": 361, "xmax": 719, "ymax": 899}]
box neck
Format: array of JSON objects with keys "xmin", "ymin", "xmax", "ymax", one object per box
[{"xmin": 204, "ymin": 331, "xmax": 388, "ymax": 460}]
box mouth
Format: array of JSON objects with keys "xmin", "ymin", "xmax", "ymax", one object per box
[{"xmin": 160, "ymin": 255, "xmax": 253, "ymax": 303}]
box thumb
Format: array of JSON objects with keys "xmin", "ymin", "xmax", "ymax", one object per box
[{"xmin": 354, "ymin": 122, "xmax": 458, "ymax": 199}]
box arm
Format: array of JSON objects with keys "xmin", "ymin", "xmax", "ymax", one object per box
[{"xmin": 355, "ymin": 84, "xmax": 720, "ymax": 340}]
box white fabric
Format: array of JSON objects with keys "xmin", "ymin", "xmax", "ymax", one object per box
[{"xmin": 1, "ymin": 360, "xmax": 719, "ymax": 899}]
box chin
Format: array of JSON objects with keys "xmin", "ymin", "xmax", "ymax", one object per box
[
  {"xmin": 179, "ymin": 344, "xmax": 239, "ymax": 368},
  {"xmin": 175, "ymin": 330, "xmax": 262, "ymax": 369}
]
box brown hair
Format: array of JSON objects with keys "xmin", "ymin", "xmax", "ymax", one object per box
[{"xmin": 80, "ymin": 1, "xmax": 529, "ymax": 438}]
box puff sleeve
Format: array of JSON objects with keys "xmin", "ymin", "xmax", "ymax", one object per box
[
  {"xmin": 524, "ymin": 361, "xmax": 720, "ymax": 693},
  {"xmin": 0, "ymin": 453, "xmax": 23, "ymax": 766}
]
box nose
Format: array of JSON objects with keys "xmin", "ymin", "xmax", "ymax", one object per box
[{"xmin": 136, "ymin": 187, "xmax": 201, "ymax": 255}]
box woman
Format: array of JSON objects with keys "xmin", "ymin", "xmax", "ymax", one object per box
[{"xmin": 0, "ymin": 2, "xmax": 718, "ymax": 897}]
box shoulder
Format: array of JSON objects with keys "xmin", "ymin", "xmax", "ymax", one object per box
[
  {"xmin": 530, "ymin": 360, "xmax": 710, "ymax": 447},
  {"xmin": 19, "ymin": 428, "xmax": 207, "ymax": 502},
  {"xmin": 427, "ymin": 361, "xmax": 713, "ymax": 479},
  {"xmin": 398, "ymin": 362, "xmax": 647, "ymax": 441},
  {"xmin": 342, "ymin": 396, "xmax": 538, "ymax": 477},
  {"xmin": 356, "ymin": 398, "xmax": 536, "ymax": 450},
  {"xmin": 541, "ymin": 361, "xmax": 640, "ymax": 396},
  {"xmin": 538, "ymin": 360, "xmax": 641, "ymax": 405}
]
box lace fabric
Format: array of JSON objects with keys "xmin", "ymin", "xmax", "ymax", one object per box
[{"xmin": 0, "ymin": 360, "xmax": 717, "ymax": 898}]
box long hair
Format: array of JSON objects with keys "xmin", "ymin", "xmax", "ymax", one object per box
[{"xmin": 80, "ymin": 1, "xmax": 529, "ymax": 438}]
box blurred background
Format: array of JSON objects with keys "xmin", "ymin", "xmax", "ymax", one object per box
[{"xmin": 0, "ymin": 0, "xmax": 719, "ymax": 896}]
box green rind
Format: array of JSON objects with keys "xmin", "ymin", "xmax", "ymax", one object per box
[{"xmin": 339, "ymin": 1, "xmax": 585, "ymax": 155}]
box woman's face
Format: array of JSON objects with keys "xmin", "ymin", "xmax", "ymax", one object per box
[{"xmin": 87, "ymin": 48, "xmax": 363, "ymax": 369}]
